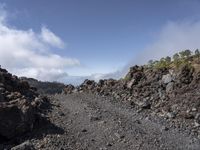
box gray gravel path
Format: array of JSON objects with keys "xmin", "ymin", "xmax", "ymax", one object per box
[{"xmin": 49, "ymin": 93, "xmax": 200, "ymax": 150}]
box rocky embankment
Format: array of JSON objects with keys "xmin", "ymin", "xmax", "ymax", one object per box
[
  {"xmin": 64, "ymin": 64, "xmax": 200, "ymax": 137},
  {"xmin": 1, "ymin": 62, "xmax": 200, "ymax": 149},
  {"xmin": 0, "ymin": 67, "xmax": 52, "ymax": 149}
]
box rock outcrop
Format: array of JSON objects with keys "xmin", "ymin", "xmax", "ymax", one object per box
[
  {"xmin": 0, "ymin": 67, "xmax": 46, "ymax": 140},
  {"xmin": 63, "ymin": 64, "xmax": 200, "ymax": 131}
]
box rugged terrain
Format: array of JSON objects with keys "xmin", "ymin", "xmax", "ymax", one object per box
[
  {"xmin": 0, "ymin": 67, "xmax": 57, "ymax": 149},
  {"xmin": 2, "ymin": 50, "xmax": 200, "ymax": 149}
]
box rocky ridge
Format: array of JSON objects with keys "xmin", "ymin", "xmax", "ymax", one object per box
[
  {"xmin": 0, "ymin": 67, "xmax": 50, "ymax": 147},
  {"xmin": 63, "ymin": 63, "xmax": 200, "ymax": 137}
]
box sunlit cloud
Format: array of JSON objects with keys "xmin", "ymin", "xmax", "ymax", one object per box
[{"xmin": 0, "ymin": 6, "xmax": 80, "ymax": 81}]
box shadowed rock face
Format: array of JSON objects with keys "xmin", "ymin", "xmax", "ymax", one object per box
[
  {"xmin": 0, "ymin": 67, "xmax": 45, "ymax": 140},
  {"xmin": 0, "ymin": 101, "xmax": 34, "ymax": 139}
]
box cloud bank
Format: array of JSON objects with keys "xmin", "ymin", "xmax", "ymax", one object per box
[
  {"xmin": 66, "ymin": 20, "xmax": 200, "ymax": 84},
  {"xmin": 2, "ymin": 4, "xmax": 200, "ymax": 85},
  {"xmin": 0, "ymin": 7, "xmax": 80, "ymax": 81},
  {"xmin": 136, "ymin": 20, "xmax": 200, "ymax": 65},
  {"xmin": 106, "ymin": 20, "xmax": 200, "ymax": 79}
]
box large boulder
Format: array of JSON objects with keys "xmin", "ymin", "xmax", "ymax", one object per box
[{"xmin": 0, "ymin": 99, "xmax": 35, "ymax": 139}]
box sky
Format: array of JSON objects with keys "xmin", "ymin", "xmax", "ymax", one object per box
[{"xmin": 1, "ymin": 0, "xmax": 200, "ymax": 84}]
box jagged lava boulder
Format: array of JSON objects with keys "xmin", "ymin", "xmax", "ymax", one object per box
[{"xmin": 0, "ymin": 67, "xmax": 43, "ymax": 140}]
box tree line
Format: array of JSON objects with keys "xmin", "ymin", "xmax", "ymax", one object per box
[{"xmin": 148, "ymin": 49, "xmax": 200, "ymax": 68}]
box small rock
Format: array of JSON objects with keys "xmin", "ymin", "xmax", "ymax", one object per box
[
  {"xmin": 106, "ymin": 143, "xmax": 112, "ymax": 147},
  {"xmin": 166, "ymin": 112, "xmax": 176, "ymax": 119},
  {"xmin": 195, "ymin": 113, "xmax": 200, "ymax": 124},
  {"xmin": 166, "ymin": 82, "xmax": 174, "ymax": 93},
  {"xmin": 192, "ymin": 107, "xmax": 197, "ymax": 112},
  {"xmin": 114, "ymin": 133, "xmax": 125, "ymax": 139},
  {"xmin": 161, "ymin": 126, "xmax": 169, "ymax": 131},
  {"xmin": 11, "ymin": 141, "xmax": 34, "ymax": 150},
  {"xmin": 184, "ymin": 113, "xmax": 194, "ymax": 119},
  {"xmin": 162, "ymin": 74, "xmax": 173, "ymax": 84},
  {"xmin": 136, "ymin": 108, "xmax": 143, "ymax": 113},
  {"xmin": 90, "ymin": 115, "xmax": 100, "ymax": 121},
  {"xmin": 58, "ymin": 111, "xmax": 65, "ymax": 116},
  {"xmin": 130, "ymin": 101, "xmax": 135, "ymax": 107},
  {"xmin": 82, "ymin": 129, "xmax": 87, "ymax": 132},
  {"xmin": 139, "ymin": 100, "xmax": 151, "ymax": 109},
  {"xmin": 127, "ymin": 79, "xmax": 136, "ymax": 89},
  {"xmin": 194, "ymin": 122, "xmax": 200, "ymax": 127},
  {"xmin": 98, "ymin": 120, "xmax": 107, "ymax": 125},
  {"xmin": 135, "ymin": 120, "xmax": 141, "ymax": 124}
]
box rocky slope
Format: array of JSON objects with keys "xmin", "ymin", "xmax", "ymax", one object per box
[
  {"xmin": 2, "ymin": 50, "xmax": 200, "ymax": 149},
  {"xmin": 0, "ymin": 67, "xmax": 52, "ymax": 149},
  {"xmin": 63, "ymin": 59, "xmax": 200, "ymax": 138}
]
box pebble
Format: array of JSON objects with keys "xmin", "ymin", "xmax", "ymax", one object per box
[
  {"xmin": 166, "ymin": 112, "xmax": 176, "ymax": 119},
  {"xmin": 114, "ymin": 133, "xmax": 125, "ymax": 139},
  {"xmin": 82, "ymin": 129, "xmax": 87, "ymax": 132},
  {"xmin": 161, "ymin": 126, "xmax": 169, "ymax": 131},
  {"xmin": 106, "ymin": 143, "xmax": 112, "ymax": 147},
  {"xmin": 90, "ymin": 115, "xmax": 100, "ymax": 121}
]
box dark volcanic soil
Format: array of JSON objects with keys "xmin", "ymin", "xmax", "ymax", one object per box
[{"xmin": 14, "ymin": 92, "xmax": 200, "ymax": 150}]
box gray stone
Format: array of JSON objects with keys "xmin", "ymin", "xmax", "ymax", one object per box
[
  {"xmin": 195, "ymin": 113, "xmax": 200, "ymax": 124},
  {"xmin": 166, "ymin": 112, "xmax": 176, "ymax": 119},
  {"xmin": 162, "ymin": 74, "xmax": 173, "ymax": 84},
  {"xmin": 0, "ymin": 100, "xmax": 35, "ymax": 139},
  {"xmin": 166, "ymin": 82, "xmax": 174, "ymax": 93},
  {"xmin": 138, "ymin": 99, "xmax": 151, "ymax": 109},
  {"xmin": 161, "ymin": 126, "xmax": 169, "ymax": 131},
  {"xmin": 11, "ymin": 141, "xmax": 34, "ymax": 150},
  {"xmin": 126, "ymin": 78, "xmax": 135, "ymax": 89},
  {"xmin": 114, "ymin": 133, "xmax": 125, "ymax": 139}
]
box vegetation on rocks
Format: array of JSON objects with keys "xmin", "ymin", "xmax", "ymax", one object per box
[{"xmin": 147, "ymin": 49, "xmax": 199, "ymax": 69}]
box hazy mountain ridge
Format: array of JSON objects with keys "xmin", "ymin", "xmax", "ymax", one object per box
[{"xmin": 20, "ymin": 77, "xmax": 65, "ymax": 95}]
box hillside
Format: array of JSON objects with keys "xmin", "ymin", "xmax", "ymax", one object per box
[
  {"xmin": 2, "ymin": 49, "xmax": 200, "ymax": 149},
  {"xmin": 0, "ymin": 67, "xmax": 58, "ymax": 149},
  {"xmin": 63, "ymin": 49, "xmax": 200, "ymax": 143},
  {"xmin": 20, "ymin": 77, "xmax": 65, "ymax": 95}
]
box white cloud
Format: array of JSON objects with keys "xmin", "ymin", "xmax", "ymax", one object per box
[
  {"xmin": 40, "ymin": 26, "xmax": 65, "ymax": 48},
  {"xmin": 0, "ymin": 7, "xmax": 80, "ymax": 81},
  {"xmin": 105, "ymin": 20, "xmax": 200, "ymax": 80},
  {"xmin": 135, "ymin": 20, "xmax": 200, "ymax": 64},
  {"xmin": 14, "ymin": 68, "xmax": 68, "ymax": 82},
  {"xmin": 62, "ymin": 19, "xmax": 200, "ymax": 83}
]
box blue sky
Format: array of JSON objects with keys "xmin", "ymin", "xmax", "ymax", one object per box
[{"xmin": 1, "ymin": 0, "xmax": 200, "ymax": 84}]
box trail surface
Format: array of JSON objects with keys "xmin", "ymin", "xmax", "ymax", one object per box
[{"xmin": 42, "ymin": 93, "xmax": 200, "ymax": 150}]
